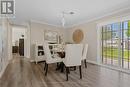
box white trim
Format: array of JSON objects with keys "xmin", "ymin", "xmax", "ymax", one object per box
[
  {"xmin": 97, "ymin": 15, "xmax": 130, "ymax": 27},
  {"xmin": 12, "ymin": 24, "xmax": 27, "ymax": 28},
  {"xmin": 86, "ymin": 60, "xmax": 130, "ymax": 74},
  {"xmin": 12, "ymin": 25, "xmax": 28, "ymax": 58},
  {"xmin": 18, "ymin": 7, "xmax": 130, "ymax": 29},
  {"xmin": 86, "ymin": 60, "xmax": 99, "ymax": 65},
  {"xmin": 97, "ymin": 26, "xmax": 102, "ymax": 64},
  {"xmin": 30, "ymin": 20, "xmax": 62, "ymax": 28},
  {"xmin": 67, "ymin": 7, "xmax": 130, "ymax": 28},
  {"xmin": 25, "ymin": 22, "xmax": 31, "ymax": 58},
  {"xmin": 30, "ymin": 59, "xmax": 35, "ymax": 62}
]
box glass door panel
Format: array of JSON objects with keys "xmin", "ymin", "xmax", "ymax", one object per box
[
  {"xmin": 101, "ymin": 21, "xmax": 130, "ymax": 69},
  {"xmin": 121, "ymin": 21, "xmax": 130, "ymax": 69},
  {"xmin": 102, "ymin": 24, "xmax": 119, "ymax": 66}
]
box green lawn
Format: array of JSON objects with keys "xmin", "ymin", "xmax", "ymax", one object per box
[{"xmin": 103, "ymin": 47, "xmax": 130, "ymax": 62}]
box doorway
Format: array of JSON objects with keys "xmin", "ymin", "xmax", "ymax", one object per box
[
  {"xmin": 101, "ymin": 21, "xmax": 130, "ymax": 69},
  {"xmin": 12, "ymin": 26, "xmax": 26, "ymax": 57}
]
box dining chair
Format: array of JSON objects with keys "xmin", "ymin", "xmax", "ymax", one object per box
[
  {"xmin": 82, "ymin": 44, "xmax": 88, "ymax": 68},
  {"xmin": 43, "ymin": 42, "xmax": 63, "ymax": 76},
  {"xmin": 63, "ymin": 44, "xmax": 83, "ymax": 81}
]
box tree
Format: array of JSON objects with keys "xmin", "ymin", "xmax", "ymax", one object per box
[
  {"xmin": 101, "ymin": 26, "xmax": 112, "ymax": 40},
  {"xmin": 102, "ymin": 31, "xmax": 112, "ymax": 40},
  {"xmin": 126, "ymin": 21, "xmax": 130, "ymax": 37}
]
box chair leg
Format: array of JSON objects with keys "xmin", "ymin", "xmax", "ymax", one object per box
[
  {"xmin": 57, "ymin": 63, "xmax": 59, "ymax": 67},
  {"xmin": 61, "ymin": 63, "xmax": 64, "ymax": 72},
  {"xmin": 35, "ymin": 61, "xmax": 38, "ymax": 64},
  {"xmin": 66, "ymin": 67, "xmax": 69, "ymax": 81},
  {"xmin": 68, "ymin": 67, "xmax": 70, "ymax": 74},
  {"xmin": 84, "ymin": 59, "xmax": 87, "ymax": 68},
  {"xmin": 74, "ymin": 66, "xmax": 76, "ymax": 70},
  {"xmin": 44, "ymin": 62, "xmax": 46, "ymax": 70},
  {"xmin": 79, "ymin": 66, "xmax": 82, "ymax": 79},
  {"xmin": 45, "ymin": 64, "xmax": 48, "ymax": 76}
]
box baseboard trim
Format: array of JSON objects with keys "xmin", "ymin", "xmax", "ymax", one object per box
[
  {"xmin": 86, "ymin": 60, "xmax": 130, "ymax": 74},
  {"xmin": 30, "ymin": 59, "xmax": 35, "ymax": 62}
]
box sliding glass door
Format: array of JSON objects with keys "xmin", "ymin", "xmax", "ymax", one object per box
[
  {"xmin": 101, "ymin": 21, "xmax": 130, "ymax": 69},
  {"xmin": 121, "ymin": 21, "xmax": 130, "ymax": 69}
]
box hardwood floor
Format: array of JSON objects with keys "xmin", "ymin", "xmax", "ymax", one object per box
[{"xmin": 0, "ymin": 55, "xmax": 130, "ymax": 87}]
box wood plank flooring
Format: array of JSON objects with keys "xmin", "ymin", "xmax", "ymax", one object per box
[{"xmin": 0, "ymin": 55, "xmax": 130, "ymax": 87}]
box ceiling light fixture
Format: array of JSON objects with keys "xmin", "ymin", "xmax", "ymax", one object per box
[{"xmin": 61, "ymin": 11, "xmax": 74, "ymax": 27}]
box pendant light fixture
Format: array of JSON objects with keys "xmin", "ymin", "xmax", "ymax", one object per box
[{"xmin": 61, "ymin": 11, "xmax": 74, "ymax": 27}]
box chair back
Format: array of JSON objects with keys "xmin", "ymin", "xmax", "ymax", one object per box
[
  {"xmin": 64, "ymin": 44, "xmax": 83, "ymax": 66},
  {"xmin": 43, "ymin": 42, "xmax": 53, "ymax": 63},
  {"xmin": 82, "ymin": 44, "xmax": 88, "ymax": 60}
]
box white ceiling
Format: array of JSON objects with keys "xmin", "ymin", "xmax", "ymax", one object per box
[{"xmin": 12, "ymin": 0, "xmax": 130, "ymax": 27}]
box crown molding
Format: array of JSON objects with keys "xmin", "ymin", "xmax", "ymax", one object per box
[
  {"xmin": 66, "ymin": 6, "xmax": 130, "ymax": 29},
  {"xmin": 30, "ymin": 20, "xmax": 62, "ymax": 28},
  {"xmin": 23, "ymin": 6, "xmax": 130, "ymax": 29}
]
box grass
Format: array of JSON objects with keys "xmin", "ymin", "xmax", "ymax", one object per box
[{"xmin": 103, "ymin": 47, "xmax": 130, "ymax": 62}]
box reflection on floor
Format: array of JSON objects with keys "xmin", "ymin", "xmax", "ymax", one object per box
[
  {"xmin": 103, "ymin": 58, "xmax": 130, "ymax": 69},
  {"xmin": 0, "ymin": 55, "xmax": 130, "ymax": 87}
]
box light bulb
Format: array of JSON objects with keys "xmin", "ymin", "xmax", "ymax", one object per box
[{"xmin": 62, "ymin": 17, "xmax": 65, "ymax": 27}]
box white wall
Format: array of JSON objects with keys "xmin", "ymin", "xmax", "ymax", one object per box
[
  {"xmin": 66, "ymin": 9, "xmax": 130, "ymax": 62},
  {"xmin": 25, "ymin": 24, "xmax": 31, "ymax": 58},
  {"xmin": 66, "ymin": 22, "xmax": 97, "ymax": 62},
  {"xmin": 30, "ymin": 21, "xmax": 66, "ymax": 59},
  {"xmin": 7, "ymin": 21, "xmax": 12, "ymax": 61},
  {"xmin": 0, "ymin": 19, "xmax": 11, "ymax": 78}
]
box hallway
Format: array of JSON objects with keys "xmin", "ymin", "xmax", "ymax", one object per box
[{"xmin": 0, "ymin": 55, "xmax": 130, "ymax": 87}]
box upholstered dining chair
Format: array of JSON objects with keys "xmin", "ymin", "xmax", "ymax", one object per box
[
  {"xmin": 82, "ymin": 44, "xmax": 88, "ymax": 68},
  {"xmin": 63, "ymin": 44, "xmax": 83, "ymax": 81},
  {"xmin": 43, "ymin": 42, "xmax": 63, "ymax": 76}
]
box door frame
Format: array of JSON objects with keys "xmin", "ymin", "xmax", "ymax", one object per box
[
  {"xmin": 97, "ymin": 15, "xmax": 130, "ymax": 66},
  {"xmin": 11, "ymin": 24, "xmax": 31, "ymax": 58}
]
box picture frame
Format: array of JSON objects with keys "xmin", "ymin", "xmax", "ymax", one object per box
[{"xmin": 44, "ymin": 30, "xmax": 58, "ymax": 43}]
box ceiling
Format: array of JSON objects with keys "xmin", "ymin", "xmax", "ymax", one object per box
[{"xmin": 12, "ymin": 0, "xmax": 130, "ymax": 27}]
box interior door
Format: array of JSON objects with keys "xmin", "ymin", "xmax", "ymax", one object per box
[{"xmin": 19, "ymin": 39, "xmax": 24, "ymax": 56}]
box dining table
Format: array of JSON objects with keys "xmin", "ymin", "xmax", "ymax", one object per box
[
  {"xmin": 56, "ymin": 52, "xmax": 65, "ymax": 72},
  {"xmin": 54, "ymin": 45, "xmax": 76, "ymax": 73}
]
